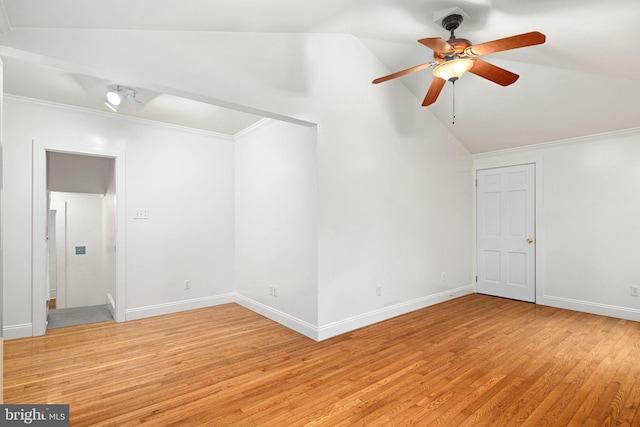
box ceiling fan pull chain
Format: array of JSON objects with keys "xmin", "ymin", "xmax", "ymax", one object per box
[{"xmin": 452, "ymin": 80, "xmax": 456, "ymax": 125}]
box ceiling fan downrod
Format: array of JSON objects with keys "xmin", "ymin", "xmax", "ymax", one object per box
[{"xmin": 441, "ymin": 13, "xmax": 463, "ymax": 39}]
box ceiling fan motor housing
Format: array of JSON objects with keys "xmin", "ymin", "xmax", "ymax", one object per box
[
  {"xmin": 436, "ymin": 13, "xmax": 470, "ymax": 61},
  {"xmin": 441, "ymin": 14, "xmax": 463, "ymax": 33}
]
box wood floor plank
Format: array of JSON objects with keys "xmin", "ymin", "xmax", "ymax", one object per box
[{"xmin": 4, "ymin": 294, "xmax": 640, "ymax": 425}]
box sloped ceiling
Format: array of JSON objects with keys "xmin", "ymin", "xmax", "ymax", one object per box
[{"xmin": 0, "ymin": 0, "xmax": 639, "ymax": 153}]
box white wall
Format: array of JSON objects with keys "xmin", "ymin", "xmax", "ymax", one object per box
[
  {"xmin": 51, "ymin": 192, "xmax": 105, "ymax": 308},
  {"xmin": 2, "ymin": 32, "xmax": 475, "ymax": 340},
  {"xmin": 2, "ymin": 97, "xmax": 236, "ymax": 337},
  {"xmin": 315, "ymin": 80, "xmax": 473, "ymax": 338},
  {"xmin": 474, "ymin": 129, "xmax": 640, "ymax": 320},
  {"xmin": 0, "ymin": 57, "xmax": 4, "ymax": 401},
  {"xmin": 235, "ymin": 119, "xmax": 318, "ymax": 334},
  {"xmin": 124, "ymin": 117, "xmax": 235, "ymax": 317},
  {"xmin": 2, "ymin": 99, "xmax": 33, "ymax": 337}
]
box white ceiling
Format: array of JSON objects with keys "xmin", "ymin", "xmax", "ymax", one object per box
[
  {"xmin": 0, "ymin": 0, "xmax": 639, "ymax": 152},
  {"xmin": 0, "ymin": 55, "xmax": 267, "ymax": 137}
]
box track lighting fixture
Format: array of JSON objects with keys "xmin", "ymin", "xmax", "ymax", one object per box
[{"xmin": 105, "ymin": 85, "xmax": 144, "ymax": 112}]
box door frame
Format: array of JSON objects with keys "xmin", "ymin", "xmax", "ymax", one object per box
[
  {"xmin": 472, "ymin": 156, "xmax": 544, "ymax": 303},
  {"xmin": 32, "ymin": 140, "xmax": 126, "ymax": 336},
  {"xmin": 48, "ymin": 199, "xmax": 66, "ymax": 308}
]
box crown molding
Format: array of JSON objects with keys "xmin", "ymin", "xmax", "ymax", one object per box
[
  {"xmin": 4, "ymin": 94, "xmax": 235, "ymax": 140},
  {"xmin": 472, "ymin": 127, "xmax": 640, "ymax": 160},
  {"xmin": 232, "ymin": 118, "xmax": 273, "ymax": 140}
]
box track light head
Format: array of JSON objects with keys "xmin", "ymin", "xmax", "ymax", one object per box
[
  {"xmin": 106, "ymin": 90, "xmax": 124, "ymax": 106},
  {"xmin": 105, "ymin": 85, "xmax": 144, "ymax": 112}
]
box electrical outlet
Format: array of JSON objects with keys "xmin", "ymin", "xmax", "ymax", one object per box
[
  {"xmin": 441, "ymin": 272, "xmax": 446, "ymax": 281},
  {"xmin": 273, "ymin": 287, "xmax": 277, "ymax": 297},
  {"xmin": 184, "ymin": 280, "xmax": 191, "ymax": 290},
  {"xmin": 376, "ymin": 285, "xmax": 382, "ymax": 296},
  {"xmin": 631, "ymin": 285, "xmax": 640, "ymax": 297}
]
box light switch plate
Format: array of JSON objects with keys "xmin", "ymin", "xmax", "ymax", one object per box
[{"xmin": 134, "ymin": 210, "xmax": 149, "ymax": 219}]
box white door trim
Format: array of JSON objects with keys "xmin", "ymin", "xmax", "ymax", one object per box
[
  {"xmin": 472, "ymin": 156, "xmax": 544, "ymax": 304},
  {"xmin": 32, "ymin": 140, "xmax": 126, "ymax": 336}
]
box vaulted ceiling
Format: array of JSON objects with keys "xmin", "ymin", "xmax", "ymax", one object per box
[{"xmin": 1, "ymin": 0, "xmax": 639, "ymax": 153}]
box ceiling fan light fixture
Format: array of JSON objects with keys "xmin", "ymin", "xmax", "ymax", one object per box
[{"xmin": 433, "ymin": 58, "xmax": 474, "ymax": 82}]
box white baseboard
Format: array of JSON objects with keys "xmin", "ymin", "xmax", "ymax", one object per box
[
  {"xmin": 317, "ymin": 284, "xmax": 476, "ymax": 341},
  {"xmin": 540, "ymin": 295, "xmax": 640, "ymax": 322},
  {"xmin": 235, "ymin": 294, "xmax": 319, "ymax": 340},
  {"xmin": 125, "ymin": 294, "xmax": 235, "ymax": 321},
  {"xmin": 235, "ymin": 284, "xmax": 476, "ymax": 342},
  {"xmin": 3, "ymin": 285, "xmax": 477, "ymax": 341},
  {"xmin": 3, "ymin": 323, "xmax": 33, "ymax": 340},
  {"xmin": 106, "ymin": 293, "xmax": 116, "ymax": 321}
]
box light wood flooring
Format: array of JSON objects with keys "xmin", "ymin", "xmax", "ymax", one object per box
[{"xmin": 5, "ymin": 294, "xmax": 640, "ymax": 426}]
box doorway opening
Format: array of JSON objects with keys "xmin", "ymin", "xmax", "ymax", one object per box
[{"xmin": 45, "ymin": 152, "xmax": 117, "ymax": 329}]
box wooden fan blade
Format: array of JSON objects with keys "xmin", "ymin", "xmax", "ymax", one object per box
[
  {"xmin": 418, "ymin": 37, "xmax": 455, "ymax": 54},
  {"xmin": 468, "ymin": 59, "xmax": 519, "ymax": 86},
  {"xmin": 422, "ymin": 77, "xmax": 446, "ymax": 106},
  {"xmin": 372, "ymin": 62, "xmax": 434, "ymax": 84},
  {"xmin": 467, "ymin": 31, "xmax": 546, "ymax": 56}
]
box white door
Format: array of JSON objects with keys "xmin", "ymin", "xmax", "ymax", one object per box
[{"xmin": 477, "ymin": 164, "xmax": 535, "ymax": 302}]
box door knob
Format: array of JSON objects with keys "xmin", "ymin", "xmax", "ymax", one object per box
[{"xmin": 526, "ymin": 238, "xmax": 533, "ymax": 244}]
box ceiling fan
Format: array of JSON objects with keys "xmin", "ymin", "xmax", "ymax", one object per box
[{"xmin": 372, "ymin": 12, "xmax": 546, "ymax": 107}]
